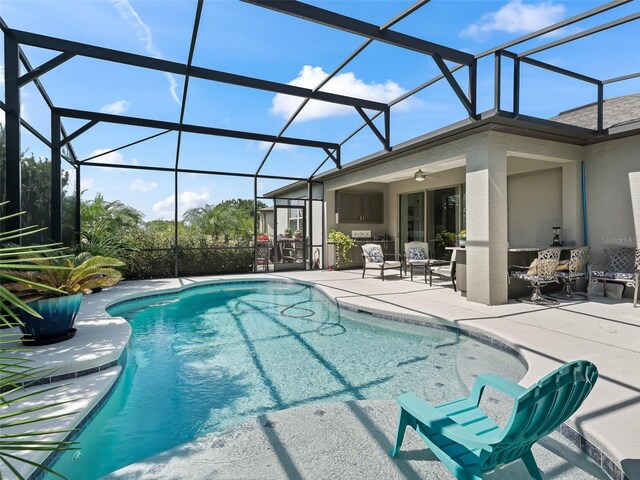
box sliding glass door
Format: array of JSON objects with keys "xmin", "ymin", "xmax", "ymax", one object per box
[
  {"xmin": 399, "ymin": 192, "xmax": 425, "ymax": 248},
  {"xmin": 427, "ymin": 185, "xmax": 464, "ymax": 259}
]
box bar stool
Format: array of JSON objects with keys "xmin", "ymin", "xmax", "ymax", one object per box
[
  {"xmin": 509, "ymin": 248, "xmax": 561, "ymax": 305},
  {"xmin": 555, "ymin": 246, "xmax": 590, "ymax": 298}
]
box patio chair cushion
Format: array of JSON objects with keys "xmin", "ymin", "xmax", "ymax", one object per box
[
  {"xmin": 408, "ymin": 259, "xmax": 429, "ymax": 266},
  {"xmin": 556, "ymin": 271, "xmax": 585, "ymax": 279},
  {"xmin": 556, "ymin": 260, "xmax": 570, "ymax": 271},
  {"xmin": 369, "ymin": 248, "xmax": 384, "ymax": 263},
  {"xmin": 430, "ymin": 264, "xmax": 455, "ymax": 285},
  {"xmin": 510, "ymin": 271, "xmax": 556, "ymax": 282},
  {"xmin": 527, "ymin": 259, "xmax": 538, "ymax": 275},
  {"xmin": 408, "ymin": 248, "xmax": 425, "ymax": 260},
  {"xmin": 591, "ymin": 270, "xmax": 635, "ymax": 281},
  {"xmin": 367, "ymin": 260, "xmax": 402, "ymax": 270}
]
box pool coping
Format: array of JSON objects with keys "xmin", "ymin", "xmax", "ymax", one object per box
[
  {"xmin": 25, "ymin": 274, "xmax": 630, "ymax": 480},
  {"xmin": 28, "ymin": 365, "xmax": 125, "ymax": 480}
]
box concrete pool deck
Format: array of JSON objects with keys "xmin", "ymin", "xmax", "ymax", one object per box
[{"xmin": 3, "ymin": 270, "xmax": 638, "ymax": 479}]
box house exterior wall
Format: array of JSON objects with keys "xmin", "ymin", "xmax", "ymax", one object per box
[
  {"xmin": 260, "ymin": 211, "xmax": 274, "ymax": 236},
  {"xmin": 507, "ymin": 168, "xmax": 563, "ymax": 247},
  {"xmin": 270, "ymin": 128, "xmax": 639, "ymax": 305},
  {"xmin": 323, "ymin": 132, "xmax": 494, "ymax": 253},
  {"xmin": 583, "ymin": 135, "xmax": 640, "ymax": 268},
  {"xmin": 490, "ymin": 132, "xmax": 583, "ymax": 248},
  {"xmin": 319, "ymin": 131, "xmax": 587, "ymax": 305}
]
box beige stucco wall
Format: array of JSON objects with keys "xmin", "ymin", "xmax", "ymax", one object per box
[
  {"xmin": 271, "ymin": 128, "xmax": 639, "ymax": 305},
  {"xmin": 260, "ymin": 211, "xmax": 274, "ymax": 236},
  {"xmin": 323, "ymin": 131, "xmax": 583, "ymax": 246},
  {"xmin": 584, "ymin": 135, "xmax": 640, "ymax": 267},
  {"xmin": 507, "ymin": 168, "xmax": 563, "ymax": 247},
  {"xmin": 319, "ymin": 131, "xmax": 587, "ymax": 305},
  {"xmin": 324, "ymin": 132, "xmax": 494, "ymax": 250},
  {"xmin": 492, "ymin": 132, "xmax": 583, "ymax": 248}
]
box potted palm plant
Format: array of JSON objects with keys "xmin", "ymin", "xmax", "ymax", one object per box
[
  {"xmin": 0, "ymin": 203, "xmax": 78, "ymax": 476},
  {"xmin": 3, "ymin": 252, "xmax": 125, "ymax": 345}
]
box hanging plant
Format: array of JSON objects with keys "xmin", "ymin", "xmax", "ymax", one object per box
[{"xmin": 328, "ymin": 229, "xmax": 356, "ymax": 268}]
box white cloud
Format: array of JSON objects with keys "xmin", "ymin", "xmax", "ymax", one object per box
[
  {"xmin": 85, "ymin": 149, "xmax": 139, "ymax": 169},
  {"xmin": 100, "ymin": 100, "xmax": 131, "ymax": 115},
  {"xmin": 271, "ymin": 66, "xmax": 415, "ymax": 122},
  {"xmin": 81, "ymin": 178, "xmax": 95, "ymax": 190},
  {"xmin": 461, "ymin": 1, "xmax": 566, "ymax": 39},
  {"xmin": 152, "ymin": 189, "xmax": 210, "ymax": 219},
  {"xmin": 129, "ymin": 179, "xmax": 158, "ymax": 192},
  {"xmin": 258, "ymin": 141, "xmax": 296, "ymax": 152},
  {"xmin": 110, "ymin": 0, "xmax": 181, "ymax": 105}
]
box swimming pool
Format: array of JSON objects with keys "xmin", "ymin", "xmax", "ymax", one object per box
[{"xmin": 44, "ymin": 281, "xmax": 525, "ymax": 479}]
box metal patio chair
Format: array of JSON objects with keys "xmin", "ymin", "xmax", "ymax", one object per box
[
  {"xmin": 361, "ymin": 243, "xmax": 402, "ymax": 280},
  {"xmin": 509, "ymin": 248, "xmax": 561, "ymax": 304},
  {"xmin": 428, "ymin": 249, "xmax": 457, "ymax": 291},
  {"xmin": 404, "ymin": 241, "xmax": 431, "ymax": 282},
  {"xmin": 590, "ymin": 247, "xmax": 639, "ymax": 307},
  {"xmin": 555, "ymin": 246, "xmax": 590, "ymax": 298}
]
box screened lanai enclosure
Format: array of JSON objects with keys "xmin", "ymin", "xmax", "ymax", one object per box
[{"xmin": 1, "ymin": 0, "xmax": 639, "ymax": 278}]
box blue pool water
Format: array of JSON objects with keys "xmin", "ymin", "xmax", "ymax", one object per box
[{"xmin": 45, "ymin": 281, "xmax": 525, "ymax": 479}]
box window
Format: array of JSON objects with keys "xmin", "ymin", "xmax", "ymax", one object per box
[{"xmin": 289, "ymin": 206, "xmax": 303, "ymax": 231}]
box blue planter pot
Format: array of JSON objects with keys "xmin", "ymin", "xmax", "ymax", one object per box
[{"xmin": 19, "ymin": 293, "xmax": 83, "ymax": 345}]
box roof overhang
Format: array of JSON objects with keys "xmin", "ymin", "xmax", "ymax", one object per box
[{"xmin": 263, "ymin": 110, "xmax": 640, "ymax": 197}]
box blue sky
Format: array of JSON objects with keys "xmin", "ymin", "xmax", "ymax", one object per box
[{"xmin": 2, "ymin": 0, "xmax": 639, "ymax": 220}]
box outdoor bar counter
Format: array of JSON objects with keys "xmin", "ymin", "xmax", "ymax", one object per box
[{"xmin": 449, "ymin": 246, "xmax": 576, "ymax": 298}]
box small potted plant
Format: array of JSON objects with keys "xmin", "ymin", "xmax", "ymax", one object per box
[
  {"xmin": 283, "ymin": 228, "xmax": 293, "ymax": 238},
  {"xmin": 3, "ymin": 252, "xmax": 125, "ymax": 345},
  {"xmin": 328, "ymin": 229, "xmax": 356, "ymax": 269},
  {"xmin": 435, "ymin": 230, "xmax": 457, "ymax": 247},
  {"xmin": 458, "ymin": 230, "xmax": 467, "ymax": 247}
]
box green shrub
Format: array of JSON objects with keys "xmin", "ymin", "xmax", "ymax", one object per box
[{"xmin": 178, "ymin": 247, "xmax": 253, "ymax": 276}]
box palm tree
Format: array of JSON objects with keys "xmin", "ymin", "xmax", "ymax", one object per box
[
  {"xmin": 81, "ymin": 193, "xmax": 144, "ymax": 232},
  {"xmin": 183, "ymin": 202, "xmax": 254, "ymax": 245}
]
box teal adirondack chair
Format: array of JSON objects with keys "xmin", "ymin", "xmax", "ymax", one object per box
[{"xmin": 389, "ymin": 360, "xmax": 598, "ymax": 479}]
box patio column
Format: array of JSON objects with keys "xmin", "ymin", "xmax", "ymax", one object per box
[
  {"xmin": 631, "ymin": 171, "xmax": 640, "ymax": 244},
  {"xmin": 562, "ymin": 162, "xmax": 581, "ymax": 245},
  {"xmin": 465, "ymin": 138, "xmax": 508, "ymax": 305}
]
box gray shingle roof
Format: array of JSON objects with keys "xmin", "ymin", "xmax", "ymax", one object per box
[{"xmin": 550, "ymin": 93, "xmax": 640, "ymax": 130}]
